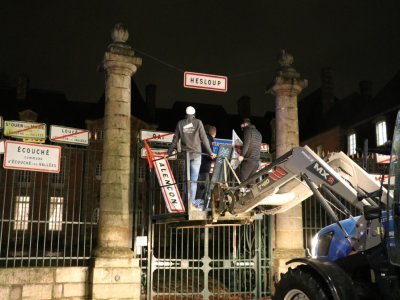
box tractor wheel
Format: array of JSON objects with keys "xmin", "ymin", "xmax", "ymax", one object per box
[{"xmin": 273, "ymin": 266, "xmax": 330, "ymax": 300}]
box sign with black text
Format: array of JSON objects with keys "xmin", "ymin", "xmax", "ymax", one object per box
[
  {"xmin": 184, "ymin": 72, "xmax": 228, "ymax": 92},
  {"xmin": 140, "ymin": 130, "xmax": 174, "ymax": 144},
  {"xmin": 50, "ymin": 125, "xmax": 89, "ymax": 146},
  {"xmin": 4, "ymin": 121, "xmax": 46, "ymax": 139},
  {"xmin": 3, "ymin": 141, "xmax": 61, "ymax": 173},
  {"xmin": 154, "ymin": 157, "xmax": 185, "ymax": 213}
]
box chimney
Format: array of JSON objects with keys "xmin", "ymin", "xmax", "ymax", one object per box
[
  {"xmin": 16, "ymin": 74, "xmax": 29, "ymax": 100},
  {"xmin": 237, "ymin": 96, "xmax": 251, "ymax": 119},
  {"xmin": 359, "ymin": 80, "xmax": 373, "ymax": 100},
  {"xmin": 321, "ymin": 67, "xmax": 335, "ymax": 114},
  {"xmin": 145, "ymin": 84, "xmax": 156, "ymax": 122}
]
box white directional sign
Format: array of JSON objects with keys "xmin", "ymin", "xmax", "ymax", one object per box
[
  {"xmin": 4, "ymin": 121, "xmax": 46, "ymax": 139},
  {"xmin": 0, "ymin": 140, "xmax": 4, "ymax": 154},
  {"xmin": 50, "ymin": 125, "xmax": 89, "ymax": 146},
  {"xmin": 3, "ymin": 141, "xmax": 61, "ymax": 173},
  {"xmin": 184, "ymin": 71, "xmax": 228, "ymax": 92},
  {"xmin": 140, "ymin": 130, "xmax": 174, "ymax": 144}
]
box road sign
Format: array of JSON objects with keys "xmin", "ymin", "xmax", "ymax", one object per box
[
  {"xmin": 370, "ymin": 174, "xmax": 390, "ymax": 185},
  {"xmin": 0, "ymin": 116, "xmax": 3, "ymax": 129},
  {"xmin": 140, "ymin": 147, "xmax": 177, "ymax": 160},
  {"xmin": 140, "ymin": 130, "xmax": 174, "ymax": 144},
  {"xmin": 4, "ymin": 120, "xmax": 46, "ymax": 139},
  {"xmin": 184, "ymin": 72, "xmax": 228, "ymax": 92},
  {"xmin": 376, "ymin": 154, "xmax": 390, "ymax": 164},
  {"xmin": 0, "ymin": 140, "xmax": 4, "ymax": 154},
  {"xmin": 3, "ymin": 141, "xmax": 61, "ymax": 173},
  {"xmin": 50, "ymin": 125, "xmax": 89, "ymax": 146},
  {"xmin": 154, "ymin": 157, "xmax": 185, "ymax": 213},
  {"xmin": 212, "ymin": 138, "xmax": 232, "ymax": 154}
]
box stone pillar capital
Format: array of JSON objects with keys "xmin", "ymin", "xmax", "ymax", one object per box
[
  {"xmin": 269, "ymin": 78, "xmax": 308, "ymax": 97},
  {"xmin": 266, "ymin": 49, "xmax": 308, "ymax": 97},
  {"xmin": 102, "ymin": 51, "xmax": 142, "ymax": 77},
  {"xmin": 101, "ymin": 23, "xmax": 142, "ymax": 76}
]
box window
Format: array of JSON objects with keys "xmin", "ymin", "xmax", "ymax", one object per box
[
  {"xmin": 348, "ymin": 133, "xmax": 357, "ymax": 155},
  {"xmin": 95, "ymin": 164, "xmax": 102, "ymax": 180},
  {"xmin": 14, "ymin": 196, "xmax": 30, "ymax": 230},
  {"xmin": 94, "ymin": 130, "xmax": 104, "ymax": 141},
  {"xmin": 48, "ymin": 197, "xmax": 63, "ymax": 231},
  {"xmin": 376, "ymin": 120, "xmax": 387, "ymax": 146}
]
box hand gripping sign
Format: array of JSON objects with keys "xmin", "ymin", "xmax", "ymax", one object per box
[{"xmin": 144, "ymin": 133, "xmax": 185, "ymax": 213}]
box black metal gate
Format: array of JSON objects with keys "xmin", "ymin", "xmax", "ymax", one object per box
[{"xmin": 0, "ymin": 144, "xmax": 100, "ymax": 268}]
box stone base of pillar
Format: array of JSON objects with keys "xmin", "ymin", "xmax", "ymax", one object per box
[
  {"xmin": 272, "ymin": 247, "xmax": 305, "ymax": 284},
  {"xmin": 91, "ymin": 256, "xmax": 141, "ymax": 300}
]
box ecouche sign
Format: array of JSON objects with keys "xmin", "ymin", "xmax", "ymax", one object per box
[
  {"xmin": 154, "ymin": 157, "xmax": 185, "ymax": 213},
  {"xmin": 184, "ymin": 72, "xmax": 228, "ymax": 92},
  {"xmin": 50, "ymin": 125, "xmax": 89, "ymax": 146},
  {"xmin": 3, "ymin": 141, "xmax": 61, "ymax": 173}
]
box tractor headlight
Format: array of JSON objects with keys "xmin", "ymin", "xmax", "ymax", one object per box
[{"xmin": 311, "ymin": 233, "xmax": 319, "ymax": 258}]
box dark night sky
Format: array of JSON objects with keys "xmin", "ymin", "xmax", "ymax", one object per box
[{"xmin": 1, "ymin": 1, "xmax": 400, "ymax": 116}]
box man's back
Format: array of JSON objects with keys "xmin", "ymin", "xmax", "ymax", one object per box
[{"xmin": 242, "ymin": 125, "xmax": 262, "ymax": 159}]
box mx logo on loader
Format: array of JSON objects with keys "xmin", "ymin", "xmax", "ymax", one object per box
[{"xmin": 306, "ymin": 162, "xmax": 338, "ymax": 186}]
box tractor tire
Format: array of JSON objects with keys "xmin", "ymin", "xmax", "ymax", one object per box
[{"xmin": 273, "ymin": 265, "xmax": 330, "ymax": 300}]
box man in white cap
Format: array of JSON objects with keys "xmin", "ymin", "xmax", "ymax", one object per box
[{"xmin": 167, "ymin": 106, "xmax": 216, "ymax": 209}]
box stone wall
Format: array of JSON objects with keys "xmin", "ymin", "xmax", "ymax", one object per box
[{"xmin": 0, "ymin": 267, "xmax": 89, "ymax": 300}]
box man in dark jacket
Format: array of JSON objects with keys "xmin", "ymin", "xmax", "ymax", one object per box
[
  {"xmin": 196, "ymin": 125, "xmax": 216, "ymax": 201},
  {"xmin": 238, "ymin": 118, "xmax": 262, "ymax": 181},
  {"xmin": 167, "ymin": 106, "xmax": 216, "ymax": 209}
]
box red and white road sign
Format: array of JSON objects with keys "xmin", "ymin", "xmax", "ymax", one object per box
[
  {"xmin": 154, "ymin": 157, "xmax": 185, "ymax": 213},
  {"xmin": 50, "ymin": 125, "xmax": 89, "ymax": 146},
  {"xmin": 184, "ymin": 72, "xmax": 228, "ymax": 92},
  {"xmin": 3, "ymin": 141, "xmax": 61, "ymax": 173},
  {"xmin": 140, "ymin": 130, "xmax": 174, "ymax": 144},
  {"xmin": 140, "ymin": 148, "xmax": 177, "ymax": 160},
  {"xmin": 376, "ymin": 154, "xmax": 391, "ymax": 164},
  {"xmin": 4, "ymin": 120, "xmax": 46, "ymax": 139}
]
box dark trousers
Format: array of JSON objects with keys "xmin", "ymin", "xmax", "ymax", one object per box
[
  {"xmin": 239, "ymin": 160, "xmax": 259, "ymax": 182},
  {"xmin": 196, "ymin": 172, "xmax": 210, "ymax": 200}
]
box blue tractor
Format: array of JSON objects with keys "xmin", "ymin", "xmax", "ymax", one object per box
[{"xmin": 273, "ymin": 110, "xmax": 400, "ymax": 299}]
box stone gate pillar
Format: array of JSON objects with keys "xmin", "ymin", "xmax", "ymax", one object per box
[
  {"xmin": 267, "ymin": 50, "xmax": 308, "ymax": 282},
  {"xmin": 91, "ymin": 24, "xmax": 142, "ymax": 300}
]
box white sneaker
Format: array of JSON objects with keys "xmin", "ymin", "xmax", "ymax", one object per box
[{"xmin": 193, "ymin": 199, "xmax": 204, "ymax": 209}]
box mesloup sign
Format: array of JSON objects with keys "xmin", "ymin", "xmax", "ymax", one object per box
[{"xmin": 184, "ymin": 71, "xmax": 228, "ymax": 92}]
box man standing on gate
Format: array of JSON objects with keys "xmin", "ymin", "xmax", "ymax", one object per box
[
  {"xmin": 238, "ymin": 118, "xmax": 262, "ymax": 181},
  {"xmin": 167, "ymin": 106, "xmax": 216, "ymax": 210}
]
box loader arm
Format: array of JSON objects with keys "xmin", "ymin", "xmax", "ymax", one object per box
[{"xmin": 219, "ymin": 145, "xmax": 386, "ymax": 215}]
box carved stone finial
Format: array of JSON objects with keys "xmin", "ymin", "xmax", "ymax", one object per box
[
  {"xmin": 111, "ymin": 23, "xmax": 129, "ymax": 43},
  {"xmin": 278, "ymin": 49, "xmax": 294, "ymax": 67}
]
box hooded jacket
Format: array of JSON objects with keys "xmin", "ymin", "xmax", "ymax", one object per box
[{"xmin": 168, "ymin": 115, "xmax": 213, "ymax": 159}]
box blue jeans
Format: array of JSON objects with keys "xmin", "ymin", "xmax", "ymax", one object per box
[{"xmin": 189, "ymin": 156, "xmax": 202, "ymax": 202}]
